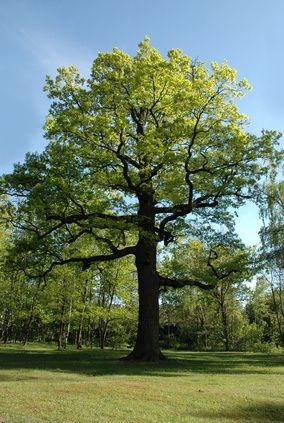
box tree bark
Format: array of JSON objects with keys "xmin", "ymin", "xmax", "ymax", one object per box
[
  {"xmin": 1, "ymin": 309, "xmax": 11, "ymax": 344},
  {"xmin": 64, "ymin": 297, "xmax": 73, "ymax": 348},
  {"xmin": 221, "ymin": 305, "xmax": 230, "ymax": 351},
  {"xmin": 76, "ymin": 279, "xmax": 88, "ymax": 349},
  {"xmin": 99, "ymin": 320, "xmax": 108, "ymax": 349},
  {"xmin": 58, "ymin": 301, "xmax": 66, "ymax": 350},
  {"xmin": 123, "ymin": 190, "xmax": 164, "ymax": 361},
  {"xmin": 123, "ymin": 238, "xmax": 163, "ymax": 361}
]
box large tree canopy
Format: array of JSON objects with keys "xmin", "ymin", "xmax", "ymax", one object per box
[{"xmin": 1, "ymin": 38, "xmax": 281, "ymax": 360}]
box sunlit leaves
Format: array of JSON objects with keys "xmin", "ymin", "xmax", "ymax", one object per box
[{"xmin": 1, "ymin": 38, "xmax": 282, "ymax": 275}]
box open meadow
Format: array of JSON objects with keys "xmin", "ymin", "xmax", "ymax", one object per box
[{"xmin": 0, "ymin": 345, "xmax": 283, "ymax": 423}]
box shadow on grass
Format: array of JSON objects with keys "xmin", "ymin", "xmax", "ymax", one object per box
[
  {"xmin": 190, "ymin": 402, "xmax": 284, "ymax": 423},
  {"xmin": 0, "ymin": 346, "xmax": 283, "ymax": 379}
]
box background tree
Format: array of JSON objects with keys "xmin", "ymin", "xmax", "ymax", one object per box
[
  {"xmin": 1, "ymin": 38, "xmax": 281, "ymax": 360},
  {"xmin": 161, "ymin": 238, "xmax": 254, "ymax": 350},
  {"xmin": 160, "ymin": 287, "xmax": 215, "ymax": 350},
  {"xmin": 90, "ymin": 258, "xmax": 137, "ymax": 349},
  {"xmin": 259, "ymin": 178, "xmax": 284, "ymax": 345}
]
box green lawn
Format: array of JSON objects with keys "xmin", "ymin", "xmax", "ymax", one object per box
[{"xmin": 0, "ymin": 345, "xmax": 283, "ymax": 423}]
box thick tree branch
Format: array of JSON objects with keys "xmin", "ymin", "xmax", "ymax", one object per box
[
  {"xmin": 5, "ymin": 217, "xmax": 64, "ymax": 241},
  {"xmin": 23, "ymin": 245, "xmax": 137, "ymax": 279},
  {"xmin": 111, "ymin": 132, "xmax": 140, "ymax": 169},
  {"xmin": 46, "ymin": 211, "xmax": 137, "ymax": 226},
  {"xmin": 156, "ymin": 197, "xmax": 217, "ymax": 244},
  {"xmin": 193, "ymin": 195, "xmax": 219, "ymax": 208},
  {"xmin": 157, "ymin": 204, "xmax": 192, "ymax": 243},
  {"xmin": 207, "ymin": 248, "xmax": 241, "ymax": 280},
  {"xmin": 159, "ymin": 275, "xmax": 215, "ymax": 290}
]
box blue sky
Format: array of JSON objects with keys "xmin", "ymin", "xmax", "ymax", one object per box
[{"xmin": 1, "ymin": 0, "xmax": 284, "ymax": 245}]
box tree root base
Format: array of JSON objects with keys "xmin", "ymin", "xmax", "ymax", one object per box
[{"xmin": 120, "ymin": 349, "xmax": 166, "ymax": 362}]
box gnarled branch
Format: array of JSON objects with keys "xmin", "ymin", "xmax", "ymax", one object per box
[
  {"xmin": 159, "ymin": 275, "xmax": 215, "ymax": 291},
  {"xmin": 23, "ymin": 245, "xmax": 137, "ymax": 279}
]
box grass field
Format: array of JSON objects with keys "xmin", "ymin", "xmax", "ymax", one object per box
[{"xmin": 0, "ymin": 344, "xmax": 283, "ymax": 423}]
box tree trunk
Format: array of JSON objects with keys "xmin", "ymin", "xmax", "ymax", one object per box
[
  {"xmin": 221, "ymin": 306, "xmax": 230, "ymax": 351},
  {"xmin": 99, "ymin": 320, "xmax": 108, "ymax": 349},
  {"xmin": 76, "ymin": 321, "xmax": 84, "ymax": 349},
  {"xmin": 123, "ymin": 190, "xmax": 164, "ymax": 361},
  {"xmin": 63, "ymin": 297, "xmax": 73, "ymax": 349},
  {"xmin": 57, "ymin": 302, "xmax": 65, "ymax": 350},
  {"xmin": 22, "ymin": 312, "xmax": 34, "ymax": 346},
  {"xmin": 77, "ymin": 281, "xmax": 87, "ymax": 349},
  {"xmin": 1, "ymin": 309, "xmax": 11, "ymax": 344},
  {"xmin": 124, "ymin": 239, "xmax": 162, "ymax": 361}
]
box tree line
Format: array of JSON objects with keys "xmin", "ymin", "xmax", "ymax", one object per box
[{"xmin": 0, "ymin": 218, "xmax": 283, "ymax": 352}]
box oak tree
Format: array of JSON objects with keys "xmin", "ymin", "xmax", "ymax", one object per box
[{"xmin": 2, "ymin": 38, "xmax": 281, "ymax": 360}]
